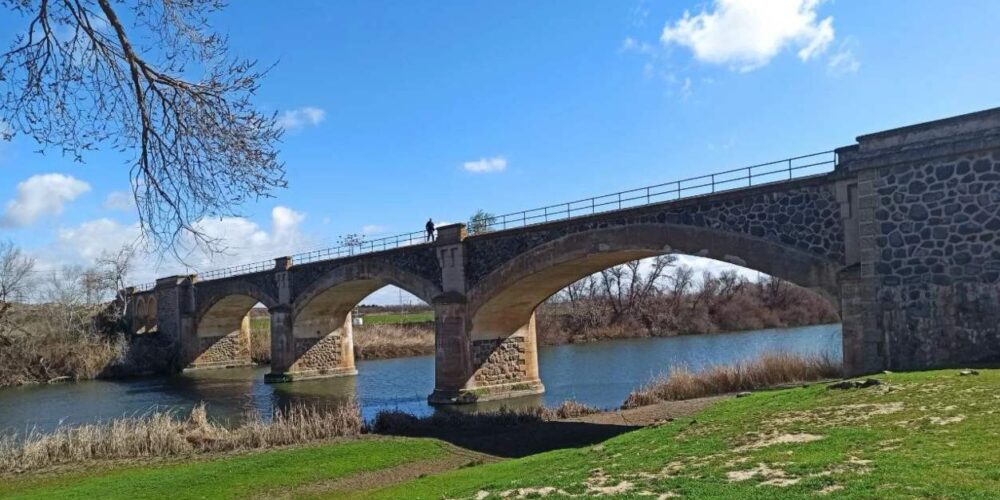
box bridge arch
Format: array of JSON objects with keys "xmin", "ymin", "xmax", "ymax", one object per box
[
  {"xmin": 268, "ymin": 260, "xmax": 444, "ymax": 381},
  {"xmin": 186, "ymin": 282, "xmax": 278, "ymax": 370},
  {"xmin": 468, "ymin": 223, "xmax": 841, "ymax": 329},
  {"xmin": 432, "ymin": 223, "xmax": 842, "ymax": 403}
]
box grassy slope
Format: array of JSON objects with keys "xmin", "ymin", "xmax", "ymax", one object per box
[
  {"xmin": 0, "ymin": 438, "xmax": 446, "ymax": 500},
  {"xmin": 364, "ymin": 369, "xmax": 1000, "ymax": 499}
]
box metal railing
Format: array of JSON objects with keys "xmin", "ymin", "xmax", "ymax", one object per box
[
  {"xmin": 292, "ymin": 230, "xmax": 429, "ymax": 265},
  {"xmin": 136, "ymin": 150, "xmax": 836, "ymax": 286},
  {"xmin": 198, "ymin": 258, "xmax": 275, "ymax": 281},
  {"xmin": 480, "ymin": 151, "xmax": 836, "ymax": 232}
]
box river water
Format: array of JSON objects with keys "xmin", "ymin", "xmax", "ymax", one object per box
[{"xmin": 0, "ymin": 324, "xmax": 841, "ymax": 435}]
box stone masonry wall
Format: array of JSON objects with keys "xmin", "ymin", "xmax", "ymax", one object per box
[
  {"xmin": 292, "ymin": 334, "xmax": 344, "ymax": 371},
  {"xmin": 471, "ymin": 336, "xmax": 527, "ymax": 386},
  {"xmin": 872, "ymin": 151, "xmax": 1000, "ymax": 368},
  {"xmin": 464, "ymin": 179, "xmax": 844, "ymax": 286},
  {"xmin": 191, "ymin": 331, "xmax": 251, "ymax": 368}
]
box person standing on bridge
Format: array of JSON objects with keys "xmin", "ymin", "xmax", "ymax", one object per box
[{"xmin": 425, "ymin": 218, "xmax": 435, "ymax": 242}]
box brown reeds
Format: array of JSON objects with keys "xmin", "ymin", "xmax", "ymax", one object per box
[
  {"xmin": 0, "ymin": 401, "xmax": 363, "ymax": 474},
  {"xmin": 621, "ymin": 353, "xmax": 842, "ymax": 409},
  {"xmin": 353, "ymin": 323, "xmax": 434, "ymax": 360}
]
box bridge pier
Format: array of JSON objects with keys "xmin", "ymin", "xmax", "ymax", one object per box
[
  {"xmin": 265, "ymin": 258, "xmax": 358, "ymax": 383},
  {"xmin": 428, "ymin": 224, "xmax": 545, "ymax": 404},
  {"xmin": 428, "ymin": 299, "xmax": 544, "ymax": 404}
]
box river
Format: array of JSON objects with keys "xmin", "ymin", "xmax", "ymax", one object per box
[{"xmin": 0, "ymin": 324, "xmax": 841, "ymax": 435}]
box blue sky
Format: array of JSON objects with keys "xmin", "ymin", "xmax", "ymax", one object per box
[{"xmin": 3, "ymin": 0, "xmax": 1000, "ymax": 304}]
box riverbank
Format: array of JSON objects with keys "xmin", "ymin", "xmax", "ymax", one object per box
[
  {"xmin": 3, "ymin": 368, "xmax": 997, "ymax": 497},
  {"xmin": 0, "ymin": 353, "xmax": 832, "ymax": 474}
]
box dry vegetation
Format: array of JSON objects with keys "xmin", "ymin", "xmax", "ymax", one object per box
[
  {"xmin": 354, "ymin": 323, "xmax": 435, "ymax": 360},
  {"xmin": 0, "ymin": 243, "xmax": 137, "ymax": 388},
  {"xmin": 0, "ymin": 401, "xmax": 363, "ymax": 474},
  {"xmin": 538, "ymin": 256, "xmax": 839, "ymax": 345},
  {"xmin": 621, "ymin": 353, "xmax": 842, "ymax": 409},
  {"xmin": 0, "ymin": 399, "xmax": 601, "ymax": 475}
]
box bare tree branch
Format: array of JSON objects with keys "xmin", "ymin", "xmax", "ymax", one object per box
[{"xmin": 0, "ymin": 0, "xmax": 286, "ymax": 253}]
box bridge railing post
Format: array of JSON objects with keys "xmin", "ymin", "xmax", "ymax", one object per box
[{"xmin": 711, "ymin": 174, "xmax": 716, "ymax": 193}]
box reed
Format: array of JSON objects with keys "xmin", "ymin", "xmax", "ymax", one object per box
[
  {"xmin": 621, "ymin": 353, "xmax": 842, "ymax": 409},
  {"xmin": 0, "ymin": 401, "xmax": 362, "ymax": 474}
]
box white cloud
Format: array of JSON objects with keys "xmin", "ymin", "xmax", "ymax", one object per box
[
  {"xmin": 661, "ymin": 0, "xmax": 835, "ymax": 72},
  {"xmin": 463, "ymin": 156, "xmax": 507, "ymax": 174},
  {"xmin": 102, "ymin": 190, "xmax": 134, "ymax": 212},
  {"xmin": 32, "ymin": 205, "xmax": 316, "ymax": 286},
  {"xmin": 362, "ymin": 224, "xmax": 386, "ymax": 235},
  {"xmin": 277, "ymin": 106, "xmax": 326, "ymax": 131},
  {"xmin": 827, "ymin": 38, "xmax": 860, "ymax": 76},
  {"xmin": 52, "ymin": 218, "xmax": 141, "ymax": 263},
  {"xmin": 2, "ymin": 173, "xmax": 91, "ymax": 227}
]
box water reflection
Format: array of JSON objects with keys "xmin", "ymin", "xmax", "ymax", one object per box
[{"xmin": 0, "ymin": 324, "xmax": 841, "ymax": 434}]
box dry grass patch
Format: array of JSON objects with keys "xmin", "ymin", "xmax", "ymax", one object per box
[
  {"xmin": 354, "ymin": 323, "xmax": 435, "ymax": 360},
  {"xmin": 622, "ymin": 353, "xmax": 841, "ymax": 408},
  {"xmin": 0, "ymin": 401, "xmax": 362, "ymax": 474}
]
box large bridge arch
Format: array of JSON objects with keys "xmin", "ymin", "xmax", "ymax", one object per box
[
  {"xmin": 429, "ymin": 223, "xmax": 843, "ymax": 404},
  {"xmin": 267, "ymin": 260, "xmax": 444, "ymax": 382},
  {"xmin": 468, "ymin": 223, "xmax": 841, "ymax": 328}
]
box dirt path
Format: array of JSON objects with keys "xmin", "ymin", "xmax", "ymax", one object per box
[{"xmin": 278, "ymin": 443, "xmax": 495, "ymax": 498}]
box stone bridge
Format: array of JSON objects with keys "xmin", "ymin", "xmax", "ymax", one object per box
[{"xmin": 128, "ymin": 107, "xmax": 1000, "ymax": 403}]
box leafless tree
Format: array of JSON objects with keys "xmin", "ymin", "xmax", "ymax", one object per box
[
  {"xmin": 0, "ymin": 240, "xmax": 35, "ymax": 326},
  {"xmin": 467, "ymin": 209, "xmax": 498, "ymax": 235},
  {"xmin": 338, "ymin": 233, "xmax": 367, "ymax": 255},
  {"xmin": 0, "ymin": 0, "xmax": 286, "ymax": 252}
]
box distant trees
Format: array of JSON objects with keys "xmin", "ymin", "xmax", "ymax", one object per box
[
  {"xmin": 1, "ymin": 0, "xmax": 285, "ymax": 252},
  {"xmin": 538, "ymin": 258, "xmax": 839, "ymax": 345},
  {"xmin": 467, "ymin": 209, "xmax": 498, "ymax": 235}
]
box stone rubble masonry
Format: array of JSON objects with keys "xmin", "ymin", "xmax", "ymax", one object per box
[
  {"xmin": 188, "ymin": 329, "xmax": 251, "ymax": 369},
  {"xmin": 472, "ymin": 336, "xmax": 527, "ymax": 385}
]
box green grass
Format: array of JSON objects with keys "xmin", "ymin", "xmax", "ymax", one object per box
[
  {"xmin": 363, "ymin": 369, "xmax": 1000, "ymax": 499},
  {"xmin": 360, "ymin": 310, "xmax": 434, "ymax": 325},
  {"xmin": 6, "ymin": 370, "xmax": 999, "ymax": 499},
  {"xmin": 0, "ymin": 438, "xmax": 446, "ymax": 500}
]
